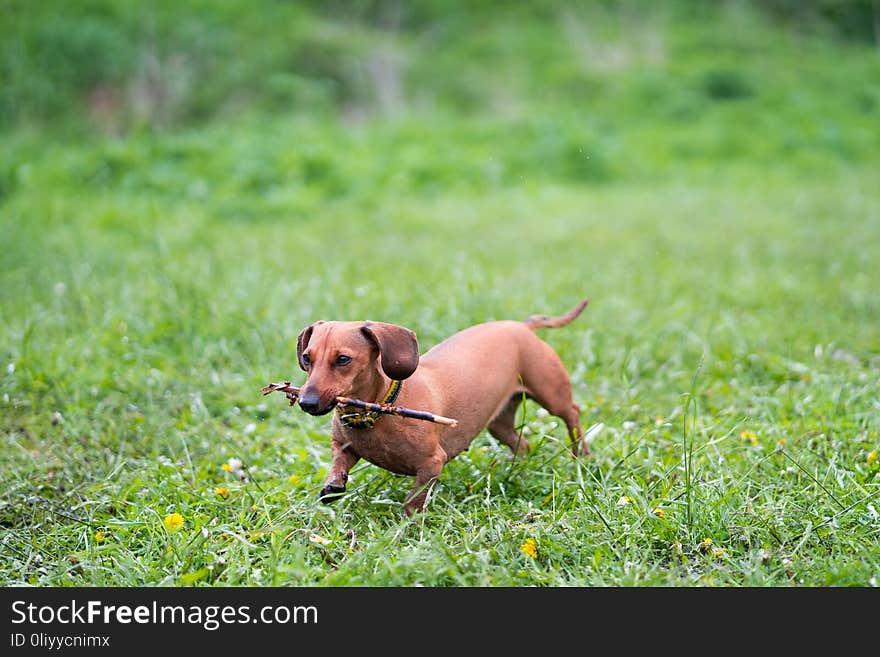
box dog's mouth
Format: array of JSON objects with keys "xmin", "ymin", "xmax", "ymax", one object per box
[
  {"xmin": 298, "ymin": 400, "xmax": 336, "ymax": 416},
  {"xmin": 306, "ymin": 405, "xmax": 335, "ymax": 416}
]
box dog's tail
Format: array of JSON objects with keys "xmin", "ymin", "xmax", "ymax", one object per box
[{"xmin": 523, "ymin": 298, "xmax": 589, "ymax": 330}]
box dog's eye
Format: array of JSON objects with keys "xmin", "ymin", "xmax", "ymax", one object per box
[
  {"xmin": 301, "ymin": 353, "xmax": 311, "ymax": 367},
  {"xmin": 335, "ymin": 354, "xmax": 352, "ymax": 366}
]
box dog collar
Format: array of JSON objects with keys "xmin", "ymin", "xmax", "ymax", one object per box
[{"xmin": 336, "ymin": 379, "xmax": 402, "ymax": 430}]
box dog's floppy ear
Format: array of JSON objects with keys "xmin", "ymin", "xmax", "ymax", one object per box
[
  {"xmin": 360, "ymin": 322, "xmax": 419, "ymax": 380},
  {"xmin": 296, "ymin": 321, "xmax": 324, "ymax": 371}
]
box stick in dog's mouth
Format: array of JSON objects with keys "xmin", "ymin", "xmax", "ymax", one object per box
[{"xmin": 261, "ymin": 382, "xmax": 459, "ymax": 427}]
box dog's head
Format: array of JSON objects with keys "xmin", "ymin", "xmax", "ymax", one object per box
[{"xmin": 295, "ymin": 320, "xmax": 419, "ymax": 415}]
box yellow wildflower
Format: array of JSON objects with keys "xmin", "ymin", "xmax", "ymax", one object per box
[
  {"xmin": 741, "ymin": 430, "xmax": 759, "ymax": 446},
  {"xmin": 655, "ymin": 415, "xmax": 664, "ymax": 426},
  {"xmin": 868, "ymin": 450, "xmax": 877, "ymax": 465},
  {"xmin": 94, "ymin": 531, "xmax": 105, "ymax": 542},
  {"xmin": 711, "ymin": 548, "xmax": 726, "ymax": 557},
  {"xmin": 777, "ymin": 438, "xmax": 787, "ymax": 447},
  {"xmin": 617, "ymin": 495, "xmax": 633, "ymax": 506},
  {"xmin": 520, "ymin": 537, "xmax": 538, "ymax": 559},
  {"xmin": 163, "ymin": 512, "xmax": 184, "ymax": 532},
  {"xmin": 288, "ymin": 474, "xmax": 300, "ymax": 485},
  {"xmin": 652, "ymin": 508, "xmax": 666, "ymax": 518},
  {"xmin": 214, "ymin": 486, "xmax": 229, "ymax": 499},
  {"xmin": 221, "ymin": 463, "xmax": 232, "ymax": 472}
]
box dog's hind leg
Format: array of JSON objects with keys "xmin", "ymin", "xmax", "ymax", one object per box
[
  {"xmin": 403, "ymin": 448, "xmax": 446, "ymax": 516},
  {"xmin": 520, "ymin": 348, "xmax": 587, "ymax": 457},
  {"xmin": 560, "ymin": 401, "xmax": 587, "ymax": 457},
  {"xmin": 528, "ymin": 382, "xmax": 586, "ymax": 457},
  {"xmin": 530, "ymin": 395, "xmax": 586, "ymax": 457}
]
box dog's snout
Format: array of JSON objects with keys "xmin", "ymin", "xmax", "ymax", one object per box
[{"xmin": 298, "ymin": 391, "xmax": 322, "ymax": 414}]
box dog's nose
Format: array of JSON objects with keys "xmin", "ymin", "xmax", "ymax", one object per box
[{"xmin": 298, "ymin": 392, "xmax": 322, "ymax": 414}]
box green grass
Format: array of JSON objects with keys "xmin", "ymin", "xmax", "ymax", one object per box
[{"xmin": 1, "ymin": 1, "xmax": 879, "ymax": 587}]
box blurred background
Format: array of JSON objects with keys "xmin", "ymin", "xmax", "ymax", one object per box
[
  {"xmin": 4, "ymin": 1, "xmax": 879, "ymax": 178},
  {"xmin": 3, "ymin": 0, "xmax": 879, "ymax": 135}
]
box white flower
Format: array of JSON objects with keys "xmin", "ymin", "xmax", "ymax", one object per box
[
  {"xmin": 222, "ymin": 458, "xmax": 249, "ymax": 482},
  {"xmin": 622, "ymin": 421, "xmax": 637, "ymax": 431}
]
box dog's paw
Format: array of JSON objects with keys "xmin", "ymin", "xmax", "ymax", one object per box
[{"xmin": 319, "ymin": 484, "xmax": 346, "ymax": 504}]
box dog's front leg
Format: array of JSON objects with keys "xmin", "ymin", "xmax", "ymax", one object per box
[{"xmin": 320, "ymin": 439, "xmax": 359, "ymax": 504}]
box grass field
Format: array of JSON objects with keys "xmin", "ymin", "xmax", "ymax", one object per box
[{"xmin": 2, "ymin": 1, "xmax": 879, "ymax": 587}]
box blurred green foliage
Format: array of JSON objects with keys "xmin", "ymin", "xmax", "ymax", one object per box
[
  {"xmin": 2, "ymin": 0, "xmax": 878, "ymax": 133},
  {"xmin": 1, "ymin": 0, "xmax": 878, "ymax": 205}
]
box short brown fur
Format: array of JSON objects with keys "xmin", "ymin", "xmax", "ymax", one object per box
[{"xmin": 296, "ymin": 299, "xmax": 589, "ymax": 515}]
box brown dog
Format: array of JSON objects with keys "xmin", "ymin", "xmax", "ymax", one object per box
[{"xmin": 295, "ymin": 299, "xmax": 589, "ymax": 514}]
